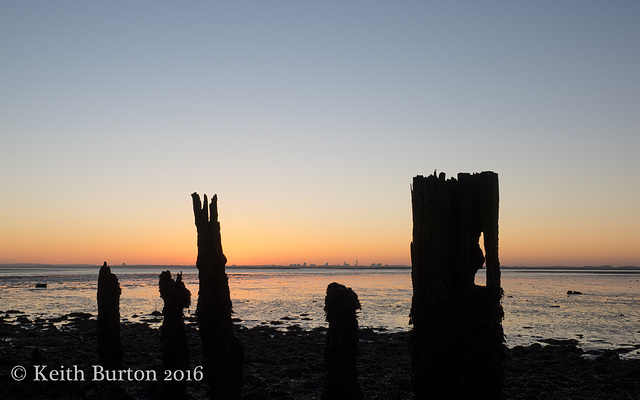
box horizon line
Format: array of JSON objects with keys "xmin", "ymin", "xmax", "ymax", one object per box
[{"xmin": 1, "ymin": 263, "xmax": 639, "ymax": 270}]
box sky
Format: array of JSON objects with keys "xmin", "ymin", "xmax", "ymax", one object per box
[{"xmin": 1, "ymin": 1, "xmax": 639, "ymax": 267}]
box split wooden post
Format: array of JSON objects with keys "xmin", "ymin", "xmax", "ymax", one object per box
[
  {"xmin": 410, "ymin": 171, "xmax": 504, "ymax": 399},
  {"xmin": 192, "ymin": 193, "xmax": 243, "ymax": 399}
]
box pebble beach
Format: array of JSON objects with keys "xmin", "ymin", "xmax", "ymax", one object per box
[{"xmin": 1, "ymin": 312, "xmax": 639, "ymax": 399}]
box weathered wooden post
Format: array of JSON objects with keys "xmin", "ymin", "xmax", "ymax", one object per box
[
  {"xmin": 410, "ymin": 171, "xmax": 504, "ymax": 399},
  {"xmin": 97, "ymin": 261, "xmax": 123, "ymax": 369},
  {"xmin": 192, "ymin": 192, "xmax": 243, "ymax": 399},
  {"xmin": 159, "ymin": 270, "xmax": 191, "ymax": 399},
  {"xmin": 322, "ymin": 282, "xmax": 362, "ymax": 400}
]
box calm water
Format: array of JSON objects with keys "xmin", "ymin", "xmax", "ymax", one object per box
[{"xmin": 1, "ymin": 266, "xmax": 639, "ymax": 358}]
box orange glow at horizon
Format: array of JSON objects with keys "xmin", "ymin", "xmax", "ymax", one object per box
[
  {"xmin": 1, "ymin": 196, "xmax": 638, "ymax": 267},
  {"xmin": 3, "ymin": 220, "xmax": 639, "ymax": 267}
]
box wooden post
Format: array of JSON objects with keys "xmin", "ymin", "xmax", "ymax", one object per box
[
  {"xmin": 192, "ymin": 193, "xmax": 243, "ymax": 400},
  {"xmin": 410, "ymin": 171, "xmax": 504, "ymax": 399},
  {"xmin": 159, "ymin": 270, "xmax": 191, "ymax": 400},
  {"xmin": 322, "ymin": 282, "xmax": 362, "ymax": 400},
  {"xmin": 97, "ymin": 261, "xmax": 123, "ymax": 370}
]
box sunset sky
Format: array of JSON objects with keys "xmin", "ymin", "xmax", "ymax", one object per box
[{"xmin": 1, "ymin": 1, "xmax": 639, "ymax": 267}]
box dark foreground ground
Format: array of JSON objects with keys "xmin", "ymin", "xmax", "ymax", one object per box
[{"xmin": 1, "ymin": 313, "xmax": 639, "ymax": 399}]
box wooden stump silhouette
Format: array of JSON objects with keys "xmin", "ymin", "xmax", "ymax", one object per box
[
  {"xmin": 192, "ymin": 192, "xmax": 243, "ymax": 399},
  {"xmin": 322, "ymin": 282, "xmax": 363, "ymax": 400},
  {"xmin": 410, "ymin": 171, "xmax": 504, "ymax": 399},
  {"xmin": 97, "ymin": 262, "xmax": 123, "ymax": 370},
  {"xmin": 159, "ymin": 270, "xmax": 191, "ymax": 400}
]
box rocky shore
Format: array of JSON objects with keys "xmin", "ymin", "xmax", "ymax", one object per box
[{"xmin": 1, "ymin": 312, "xmax": 639, "ymax": 399}]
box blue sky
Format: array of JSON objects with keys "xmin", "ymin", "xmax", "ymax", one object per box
[{"xmin": 1, "ymin": 1, "xmax": 639, "ymax": 266}]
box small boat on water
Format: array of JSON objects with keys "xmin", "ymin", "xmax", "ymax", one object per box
[{"xmin": 35, "ymin": 283, "xmax": 47, "ymax": 289}]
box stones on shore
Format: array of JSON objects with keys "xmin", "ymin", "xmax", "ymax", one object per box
[
  {"xmin": 2, "ymin": 314, "xmax": 640, "ymax": 400},
  {"xmin": 539, "ymin": 338, "xmax": 580, "ymax": 346},
  {"xmin": 67, "ymin": 312, "xmax": 93, "ymax": 319},
  {"xmin": 2, "ymin": 312, "xmax": 94, "ymax": 328},
  {"xmin": 265, "ymin": 315, "xmax": 313, "ymax": 326}
]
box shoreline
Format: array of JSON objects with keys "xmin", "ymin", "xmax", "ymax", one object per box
[
  {"xmin": 1, "ymin": 313, "xmax": 639, "ymax": 399},
  {"xmin": 2, "ymin": 264, "xmax": 640, "ymax": 274}
]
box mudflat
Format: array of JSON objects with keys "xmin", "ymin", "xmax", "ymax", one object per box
[{"xmin": 1, "ymin": 314, "xmax": 638, "ymax": 399}]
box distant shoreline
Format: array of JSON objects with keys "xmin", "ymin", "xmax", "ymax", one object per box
[
  {"xmin": 1, "ymin": 263, "xmax": 640, "ymax": 277},
  {"xmin": 1, "ymin": 263, "xmax": 640, "ymax": 269}
]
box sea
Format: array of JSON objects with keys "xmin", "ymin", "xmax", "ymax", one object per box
[{"xmin": 1, "ymin": 265, "xmax": 639, "ymax": 359}]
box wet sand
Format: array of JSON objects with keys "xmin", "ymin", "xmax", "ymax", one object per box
[{"xmin": 1, "ymin": 313, "xmax": 639, "ymax": 399}]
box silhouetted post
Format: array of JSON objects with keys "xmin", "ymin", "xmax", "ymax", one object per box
[
  {"xmin": 410, "ymin": 171, "xmax": 504, "ymax": 399},
  {"xmin": 97, "ymin": 261, "xmax": 123, "ymax": 369},
  {"xmin": 322, "ymin": 282, "xmax": 362, "ymax": 400},
  {"xmin": 159, "ymin": 271, "xmax": 191, "ymax": 400},
  {"xmin": 192, "ymin": 192, "xmax": 243, "ymax": 399}
]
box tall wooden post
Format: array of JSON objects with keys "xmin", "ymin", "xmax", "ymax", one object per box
[
  {"xmin": 410, "ymin": 171, "xmax": 504, "ymax": 399},
  {"xmin": 322, "ymin": 282, "xmax": 362, "ymax": 400},
  {"xmin": 192, "ymin": 193, "xmax": 243, "ymax": 399},
  {"xmin": 159, "ymin": 270, "xmax": 191, "ymax": 400},
  {"xmin": 97, "ymin": 262, "xmax": 123, "ymax": 370}
]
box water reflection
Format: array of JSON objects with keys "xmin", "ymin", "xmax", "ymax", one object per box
[{"xmin": 1, "ymin": 268, "xmax": 638, "ymax": 357}]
